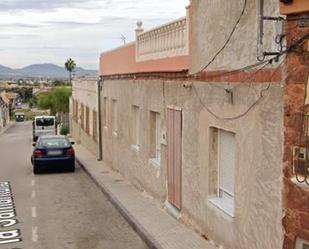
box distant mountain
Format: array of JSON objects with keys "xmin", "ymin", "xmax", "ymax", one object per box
[
  {"xmin": 0, "ymin": 63, "xmax": 98, "ymax": 79},
  {"xmin": 0, "ymin": 65, "xmax": 15, "ymax": 75}
]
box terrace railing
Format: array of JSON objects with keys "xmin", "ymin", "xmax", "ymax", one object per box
[{"xmin": 136, "ymin": 11, "xmax": 189, "ymax": 62}]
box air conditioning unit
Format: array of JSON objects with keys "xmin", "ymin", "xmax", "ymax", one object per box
[{"xmin": 295, "ymin": 238, "xmax": 309, "ymax": 249}]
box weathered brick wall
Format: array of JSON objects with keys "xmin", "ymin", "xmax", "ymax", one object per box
[{"xmin": 283, "ymin": 12, "xmax": 309, "ymax": 249}]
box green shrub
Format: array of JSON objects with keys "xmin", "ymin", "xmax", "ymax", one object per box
[{"xmin": 60, "ymin": 125, "xmax": 69, "ymax": 135}]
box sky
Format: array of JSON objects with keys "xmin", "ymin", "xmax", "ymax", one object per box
[{"xmin": 0, "ymin": 0, "xmax": 189, "ymax": 70}]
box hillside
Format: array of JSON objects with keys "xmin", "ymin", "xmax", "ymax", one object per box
[{"xmin": 0, "ymin": 63, "xmax": 98, "ymax": 79}]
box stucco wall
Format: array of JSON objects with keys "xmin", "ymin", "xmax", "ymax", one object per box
[
  {"xmin": 71, "ymin": 77, "xmax": 97, "ymax": 156},
  {"xmin": 190, "ymin": 0, "xmax": 280, "ymax": 73},
  {"xmin": 71, "ymin": 119, "xmax": 97, "ymax": 155},
  {"xmin": 100, "ymin": 78, "xmax": 284, "ymax": 249},
  {"xmin": 100, "ymin": 42, "xmax": 189, "ymax": 76}
]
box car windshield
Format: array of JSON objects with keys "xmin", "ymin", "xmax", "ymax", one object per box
[
  {"xmin": 39, "ymin": 138, "xmax": 70, "ymax": 148},
  {"xmin": 36, "ymin": 118, "xmax": 54, "ymax": 126}
]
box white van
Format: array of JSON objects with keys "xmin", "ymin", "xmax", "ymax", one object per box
[{"xmin": 33, "ymin": 116, "xmax": 57, "ymax": 141}]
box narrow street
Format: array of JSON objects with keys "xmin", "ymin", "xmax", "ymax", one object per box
[{"xmin": 0, "ymin": 122, "xmax": 148, "ymax": 249}]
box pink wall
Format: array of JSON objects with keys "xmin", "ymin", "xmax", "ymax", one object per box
[{"xmin": 99, "ymin": 43, "xmax": 190, "ymax": 76}]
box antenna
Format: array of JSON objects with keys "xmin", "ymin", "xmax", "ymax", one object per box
[{"xmin": 120, "ymin": 34, "xmax": 126, "ymax": 45}]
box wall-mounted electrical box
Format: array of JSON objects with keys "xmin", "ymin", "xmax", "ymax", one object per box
[
  {"xmin": 293, "ymin": 146, "xmax": 307, "ymax": 176},
  {"xmin": 161, "ymin": 130, "xmax": 167, "ymax": 145},
  {"xmin": 295, "ymin": 237, "xmax": 309, "ymax": 249},
  {"xmin": 280, "ymin": 0, "xmax": 309, "ymax": 15}
]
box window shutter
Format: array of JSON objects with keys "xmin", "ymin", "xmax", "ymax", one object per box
[{"xmin": 219, "ymin": 130, "xmax": 235, "ymax": 196}]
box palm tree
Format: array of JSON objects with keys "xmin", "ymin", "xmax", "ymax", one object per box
[{"xmin": 64, "ymin": 58, "xmax": 76, "ymax": 85}]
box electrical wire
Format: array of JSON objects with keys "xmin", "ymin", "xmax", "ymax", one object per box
[
  {"xmin": 192, "ymin": 0, "xmax": 247, "ymax": 75},
  {"xmin": 286, "ymin": 16, "xmax": 309, "ymax": 22},
  {"xmin": 192, "ymin": 58, "xmax": 285, "ymax": 121},
  {"xmin": 192, "ymin": 31, "xmax": 309, "ymax": 84}
]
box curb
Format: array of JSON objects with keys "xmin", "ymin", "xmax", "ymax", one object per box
[
  {"xmin": 76, "ymin": 157, "xmax": 163, "ymax": 249},
  {"xmin": 0, "ymin": 122, "xmax": 14, "ymax": 136}
]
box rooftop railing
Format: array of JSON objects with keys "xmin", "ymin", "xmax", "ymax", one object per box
[{"xmin": 136, "ymin": 8, "xmax": 189, "ymax": 62}]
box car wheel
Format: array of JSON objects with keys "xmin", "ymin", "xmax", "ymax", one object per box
[
  {"xmin": 33, "ymin": 165, "xmax": 40, "ymax": 174},
  {"xmin": 67, "ymin": 164, "xmax": 75, "ymax": 172}
]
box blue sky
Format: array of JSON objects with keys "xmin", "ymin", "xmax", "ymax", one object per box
[{"xmin": 0, "ymin": 0, "xmax": 189, "ymax": 69}]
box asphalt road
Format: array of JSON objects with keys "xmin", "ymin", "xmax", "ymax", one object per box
[{"xmin": 0, "ymin": 121, "xmax": 148, "ymax": 249}]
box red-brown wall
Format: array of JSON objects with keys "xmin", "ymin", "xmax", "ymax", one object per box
[
  {"xmin": 99, "ymin": 43, "xmax": 189, "ymax": 76},
  {"xmin": 283, "ymin": 12, "xmax": 309, "ymax": 249}
]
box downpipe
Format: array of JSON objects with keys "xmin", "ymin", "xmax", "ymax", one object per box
[{"xmin": 96, "ymin": 78, "xmax": 103, "ymax": 161}]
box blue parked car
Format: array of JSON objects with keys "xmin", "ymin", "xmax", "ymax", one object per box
[{"xmin": 31, "ymin": 135, "xmax": 75, "ymax": 174}]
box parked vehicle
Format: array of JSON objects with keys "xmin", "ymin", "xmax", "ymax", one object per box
[
  {"xmin": 32, "ymin": 116, "xmax": 57, "ymax": 141},
  {"xmin": 15, "ymin": 113, "xmax": 25, "ymax": 122},
  {"xmin": 16, "ymin": 102, "xmax": 22, "ymax": 109},
  {"xmin": 31, "ymin": 135, "xmax": 75, "ymax": 174}
]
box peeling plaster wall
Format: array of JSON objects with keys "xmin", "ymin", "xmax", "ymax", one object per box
[{"xmin": 100, "ymin": 78, "xmax": 284, "ymax": 249}]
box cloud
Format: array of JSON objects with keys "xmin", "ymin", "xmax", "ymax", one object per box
[
  {"xmin": 0, "ymin": 0, "xmax": 189, "ymax": 69},
  {"xmin": 0, "ymin": 35, "xmax": 10, "ymax": 40},
  {"xmin": 0, "ymin": 0, "xmax": 95, "ymax": 11},
  {"xmin": 0, "ymin": 23, "xmax": 41, "ymax": 28}
]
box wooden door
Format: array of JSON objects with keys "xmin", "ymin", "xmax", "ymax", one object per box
[{"xmin": 167, "ymin": 107, "xmax": 182, "ymax": 210}]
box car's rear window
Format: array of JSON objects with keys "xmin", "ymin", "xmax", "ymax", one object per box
[
  {"xmin": 39, "ymin": 138, "xmax": 70, "ymax": 148},
  {"xmin": 36, "ymin": 118, "xmax": 54, "ymax": 126}
]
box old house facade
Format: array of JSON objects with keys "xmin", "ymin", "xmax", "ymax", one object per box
[
  {"xmin": 70, "ymin": 77, "xmax": 98, "ymax": 156},
  {"xmin": 0, "ymin": 95, "xmax": 10, "ymax": 129},
  {"xmin": 71, "ymin": 1, "xmax": 309, "ymax": 249}
]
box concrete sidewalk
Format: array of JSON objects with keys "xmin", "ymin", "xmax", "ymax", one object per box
[
  {"xmin": 0, "ymin": 122, "xmax": 14, "ymax": 136},
  {"xmin": 75, "ymin": 144, "xmax": 217, "ymax": 249}
]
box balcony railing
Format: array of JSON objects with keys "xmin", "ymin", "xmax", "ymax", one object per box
[{"xmin": 136, "ymin": 12, "xmax": 189, "ymax": 62}]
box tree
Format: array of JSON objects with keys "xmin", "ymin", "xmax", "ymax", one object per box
[
  {"xmin": 36, "ymin": 87, "xmax": 71, "ymax": 116},
  {"xmin": 52, "ymin": 80, "xmax": 66, "ymax": 86},
  {"xmin": 64, "ymin": 58, "xmax": 76, "ymax": 85},
  {"xmin": 28, "ymin": 95, "xmax": 37, "ymax": 108}
]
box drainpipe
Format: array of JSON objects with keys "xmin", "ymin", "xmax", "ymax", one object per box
[
  {"xmin": 257, "ymin": 0, "xmax": 264, "ymax": 60},
  {"xmin": 96, "ymin": 78, "xmax": 103, "ymax": 161}
]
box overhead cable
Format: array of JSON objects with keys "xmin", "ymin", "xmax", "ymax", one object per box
[{"xmin": 192, "ymin": 0, "xmax": 247, "ymax": 75}]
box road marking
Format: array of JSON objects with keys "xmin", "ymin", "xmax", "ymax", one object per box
[
  {"xmin": 31, "ymin": 207, "xmax": 37, "ymax": 218},
  {"xmin": 32, "ymin": 226, "xmax": 38, "ymax": 242},
  {"xmin": 31, "ymin": 180, "xmax": 35, "ymax": 186},
  {"xmin": 31, "ymin": 190, "xmax": 36, "ymax": 199},
  {"xmin": 0, "ymin": 182, "xmax": 22, "ymax": 245}
]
